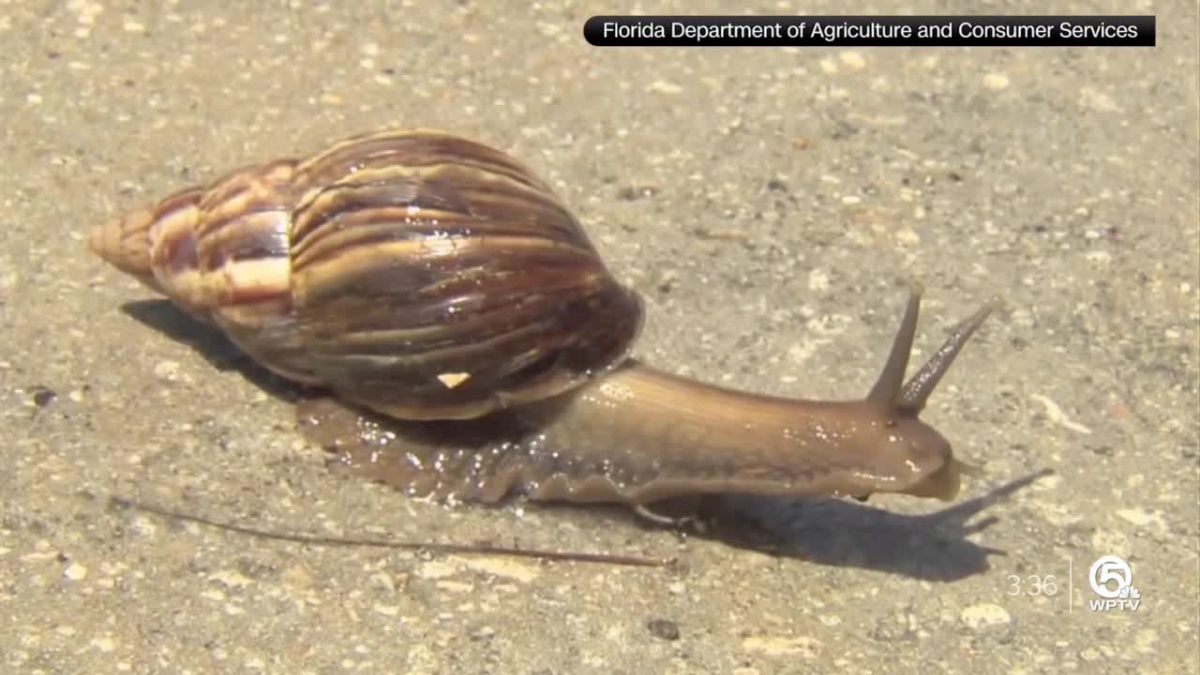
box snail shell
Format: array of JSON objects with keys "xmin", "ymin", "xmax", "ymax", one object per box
[
  {"xmin": 90, "ymin": 130, "xmax": 643, "ymax": 421},
  {"xmin": 91, "ymin": 128, "xmax": 999, "ymax": 515}
]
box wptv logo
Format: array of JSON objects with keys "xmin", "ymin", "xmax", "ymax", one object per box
[{"xmin": 1088, "ymin": 555, "xmax": 1141, "ymax": 612}]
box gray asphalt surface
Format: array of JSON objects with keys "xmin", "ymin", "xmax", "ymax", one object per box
[{"xmin": 2, "ymin": 1, "xmax": 1197, "ymax": 674}]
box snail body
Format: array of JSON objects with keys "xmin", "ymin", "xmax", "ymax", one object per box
[{"xmin": 91, "ymin": 128, "xmax": 998, "ymax": 515}]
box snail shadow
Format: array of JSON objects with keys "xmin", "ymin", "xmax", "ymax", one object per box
[
  {"xmin": 120, "ymin": 298, "xmax": 1044, "ymax": 583},
  {"xmin": 667, "ymin": 470, "xmax": 1050, "ymax": 582},
  {"xmin": 119, "ymin": 299, "xmax": 306, "ymax": 402}
]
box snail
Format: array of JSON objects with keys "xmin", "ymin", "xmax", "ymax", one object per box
[{"xmin": 90, "ymin": 128, "xmax": 1000, "ymax": 524}]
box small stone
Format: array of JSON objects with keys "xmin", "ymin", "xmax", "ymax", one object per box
[
  {"xmin": 153, "ymin": 360, "xmax": 181, "ymax": 380},
  {"xmin": 742, "ymin": 635, "xmax": 820, "ymax": 658},
  {"xmin": 839, "ymin": 51, "xmax": 867, "ymax": 69},
  {"xmin": 367, "ymin": 571, "xmax": 395, "ymax": 593},
  {"xmin": 960, "ymin": 603, "xmax": 1011, "ymax": 629},
  {"xmin": 283, "ymin": 565, "xmax": 315, "ymax": 591},
  {"xmin": 63, "ymin": 562, "xmax": 88, "ymax": 581},
  {"xmin": 646, "ymin": 80, "xmax": 683, "ymax": 95},
  {"xmin": 983, "ymin": 72, "xmax": 1010, "ymax": 90},
  {"xmin": 470, "ymin": 626, "xmax": 496, "ymax": 641},
  {"xmin": 807, "ymin": 269, "xmax": 830, "ymax": 292},
  {"xmin": 208, "ymin": 569, "xmax": 253, "ymax": 588},
  {"xmin": 461, "ymin": 557, "xmax": 540, "ymax": 583},
  {"xmin": 1115, "ymin": 508, "xmax": 1168, "ymax": 535},
  {"xmin": 418, "ymin": 560, "xmax": 458, "ymax": 579}
]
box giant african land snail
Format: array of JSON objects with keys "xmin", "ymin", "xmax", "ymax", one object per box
[{"xmin": 90, "ymin": 128, "xmax": 999, "ymax": 522}]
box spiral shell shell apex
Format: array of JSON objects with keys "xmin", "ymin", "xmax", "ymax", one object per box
[{"xmin": 90, "ymin": 129, "xmax": 645, "ymax": 421}]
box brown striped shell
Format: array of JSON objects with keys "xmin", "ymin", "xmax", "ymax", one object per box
[{"xmin": 90, "ymin": 129, "xmax": 645, "ymax": 421}]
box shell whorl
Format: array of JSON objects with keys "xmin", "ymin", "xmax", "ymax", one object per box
[{"xmin": 91, "ymin": 129, "xmax": 645, "ymax": 420}]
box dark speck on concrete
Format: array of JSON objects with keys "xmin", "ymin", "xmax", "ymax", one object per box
[
  {"xmin": 646, "ymin": 618, "xmax": 681, "ymax": 641},
  {"xmin": 31, "ymin": 386, "xmax": 57, "ymax": 408}
]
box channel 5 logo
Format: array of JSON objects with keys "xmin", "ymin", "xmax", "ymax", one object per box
[{"xmin": 1088, "ymin": 555, "xmax": 1141, "ymax": 612}]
